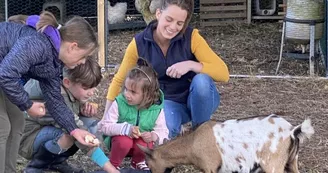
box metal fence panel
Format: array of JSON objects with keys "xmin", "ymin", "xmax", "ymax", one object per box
[
  {"xmin": 5, "ymin": 0, "xmax": 99, "ymax": 26},
  {"xmin": 0, "ymin": 0, "xmax": 5, "ymax": 21}
]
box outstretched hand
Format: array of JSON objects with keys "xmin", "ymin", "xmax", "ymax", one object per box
[
  {"xmin": 26, "ymin": 101, "xmax": 46, "ymax": 118},
  {"xmin": 71, "ymin": 128, "xmax": 98, "ymax": 147}
]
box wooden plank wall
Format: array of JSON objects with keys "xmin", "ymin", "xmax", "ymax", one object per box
[{"xmin": 200, "ymin": 0, "xmax": 247, "ymax": 27}]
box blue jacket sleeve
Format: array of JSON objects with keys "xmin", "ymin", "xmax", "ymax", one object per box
[
  {"xmin": 0, "ymin": 36, "xmax": 43, "ymax": 111},
  {"xmin": 39, "ymin": 77, "xmax": 78, "ymax": 133}
]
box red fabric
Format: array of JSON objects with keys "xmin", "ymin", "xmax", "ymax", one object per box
[{"xmin": 110, "ymin": 136, "xmax": 153, "ymax": 167}]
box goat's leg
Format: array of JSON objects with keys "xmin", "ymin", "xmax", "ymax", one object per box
[
  {"xmin": 261, "ymin": 159, "xmax": 287, "ymax": 173},
  {"xmin": 262, "ymin": 166, "xmax": 284, "ymax": 173},
  {"xmin": 286, "ymin": 156, "xmax": 300, "ymax": 173},
  {"xmin": 261, "ymin": 163, "xmax": 285, "ymax": 173}
]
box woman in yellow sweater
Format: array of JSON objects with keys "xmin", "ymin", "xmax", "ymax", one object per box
[{"xmin": 105, "ymin": 0, "xmax": 229, "ymax": 138}]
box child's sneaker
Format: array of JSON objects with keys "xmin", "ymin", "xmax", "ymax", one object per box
[{"xmin": 131, "ymin": 161, "xmax": 150, "ymax": 170}]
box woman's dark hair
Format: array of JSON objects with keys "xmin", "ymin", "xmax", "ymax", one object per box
[{"xmin": 160, "ymin": 0, "xmax": 194, "ymax": 33}]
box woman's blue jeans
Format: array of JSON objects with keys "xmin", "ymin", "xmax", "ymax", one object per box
[{"xmin": 164, "ymin": 74, "xmax": 220, "ymax": 138}]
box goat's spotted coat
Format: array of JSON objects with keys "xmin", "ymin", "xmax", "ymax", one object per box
[
  {"xmin": 139, "ymin": 114, "xmax": 314, "ymax": 173},
  {"xmin": 214, "ymin": 115, "xmax": 303, "ymax": 172}
]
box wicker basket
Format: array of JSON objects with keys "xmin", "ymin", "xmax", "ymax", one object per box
[{"xmin": 285, "ymin": 0, "xmax": 324, "ymax": 42}]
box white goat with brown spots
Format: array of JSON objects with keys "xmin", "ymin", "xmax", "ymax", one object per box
[{"xmin": 138, "ymin": 114, "xmax": 314, "ymax": 173}]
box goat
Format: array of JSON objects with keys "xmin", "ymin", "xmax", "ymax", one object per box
[{"xmin": 138, "ymin": 114, "xmax": 314, "ymax": 173}]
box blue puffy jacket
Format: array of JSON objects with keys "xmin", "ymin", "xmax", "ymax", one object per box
[{"xmin": 0, "ymin": 22, "xmax": 78, "ymax": 132}]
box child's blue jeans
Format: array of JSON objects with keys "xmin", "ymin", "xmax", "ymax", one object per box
[
  {"xmin": 79, "ymin": 116, "xmax": 99, "ymax": 135},
  {"xmin": 33, "ymin": 117, "xmax": 99, "ymax": 155},
  {"xmin": 33, "ymin": 126, "xmax": 66, "ymax": 155},
  {"xmin": 164, "ymin": 74, "xmax": 220, "ymax": 138}
]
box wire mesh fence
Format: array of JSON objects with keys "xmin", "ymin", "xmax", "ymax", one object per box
[
  {"xmin": 0, "ymin": 0, "xmax": 5, "ymax": 22},
  {"xmin": 4, "ymin": 0, "xmax": 99, "ymax": 27},
  {"xmin": 0, "ymin": 0, "xmax": 291, "ymax": 34}
]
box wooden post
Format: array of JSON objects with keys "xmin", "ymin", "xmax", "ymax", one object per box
[
  {"xmin": 97, "ymin": 0, "xmax": 106, "ymax": 68},
  {"xmin": 247, "ymin": 0, "xmax": 252, "ymax": 24}
]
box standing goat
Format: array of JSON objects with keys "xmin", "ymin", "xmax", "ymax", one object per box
[{"xmin": 138, "ymin": 114, "xmax": 314, "ymax": 173}]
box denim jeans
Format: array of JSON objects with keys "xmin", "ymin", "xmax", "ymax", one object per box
[
  {"xmin": 33, "ymin": 126, "xmax": 66, "ymax": 155},
  {"xmin": 79, "ymin": 116, "xmax": 99, "ymax": 135},
  {"xmin": 33, "ymin": 117, "xmax": 99, "ymax": 156},
  {"xmin": 164, "ymin": 74, "xmax": 220, "ymax": 138}
]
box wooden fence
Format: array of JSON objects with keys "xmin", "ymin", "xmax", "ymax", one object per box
[{"xmin": 200, "ymin": 0, "xmax": 248, "ymax": 27}]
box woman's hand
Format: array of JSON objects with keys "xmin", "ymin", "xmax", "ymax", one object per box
[
  {"xmin": 166, "ymin": 61, "xmax": 202, "ymax": 78},
  {"xmin": 81, "ymin": 102, "xmax": 98, "ymax": 117},
  {"xmin": 26, "ymin": 101, "xmax": 46, "ymax": 118}
]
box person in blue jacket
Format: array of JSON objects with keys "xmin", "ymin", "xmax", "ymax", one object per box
[{"xmin": 0, "ymin": 11, "xmax": 99, "ymax": 173}]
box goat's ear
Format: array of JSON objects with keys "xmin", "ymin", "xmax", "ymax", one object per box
[{"xmin": 137, "ymin": 144, "xmax": 153, "ymax": 156}]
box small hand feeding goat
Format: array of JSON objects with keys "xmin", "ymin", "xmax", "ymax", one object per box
[{"xmin": 139, "ymin": 114, "xmax": 314, "ymax": 173}]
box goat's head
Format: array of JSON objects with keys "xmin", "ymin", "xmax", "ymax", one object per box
[{"xmin": 138, "ymin": 144, "xmax": 174, "ymax": 173}]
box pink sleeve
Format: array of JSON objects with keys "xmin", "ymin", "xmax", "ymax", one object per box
[
  {"xmin": 151, "ymin": 109, "xmax": 169, "ymax": 144},
  {"xmin": 97, "ymin": 101, "xmax": 127, "ymax": 136}
]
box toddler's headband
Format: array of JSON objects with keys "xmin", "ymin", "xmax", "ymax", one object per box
[{"xmin": 133, "ymin": 67, "xmax": 151, "ymax": 83}]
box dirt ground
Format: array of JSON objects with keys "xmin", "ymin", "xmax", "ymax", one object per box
[{"xmin": 16, "ymin": 21, "xmax": 328, "ymax": 172}]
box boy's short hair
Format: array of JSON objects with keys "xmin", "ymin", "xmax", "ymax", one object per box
[{"xmin": 63, "ymin": 57, "xmax": 102, "ymax": 88}]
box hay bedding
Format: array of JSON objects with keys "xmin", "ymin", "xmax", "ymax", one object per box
[{"xmin": 16, "ymin": 22, "xmax": 328, "ymax": 172}]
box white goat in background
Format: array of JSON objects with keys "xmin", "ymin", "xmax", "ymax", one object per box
[{"xmin": 139, "ymin": 114, "xmax": 314, "ymax": 173}]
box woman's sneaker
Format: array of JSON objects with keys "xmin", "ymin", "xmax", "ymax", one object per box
[{"xmin": 131, "ymin": 161, "xmax": 150, "ymax": 170}]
